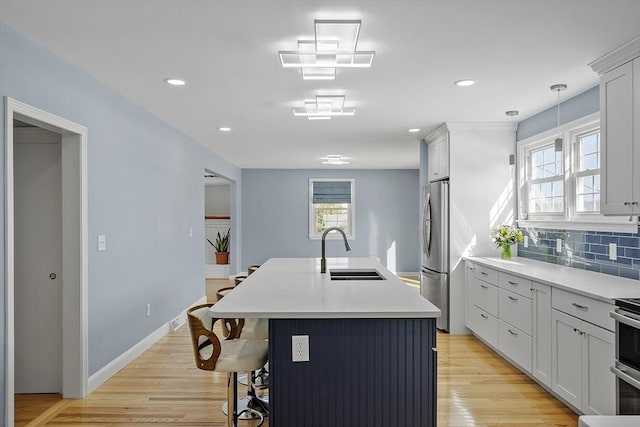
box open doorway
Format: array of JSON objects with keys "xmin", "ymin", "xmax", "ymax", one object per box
[
  {"xmin": 204, "ymin": 171, "xmax": 232, "ymax": 298},
  {"xmin": 5, "ymin": 98, "xmax": 88, "ymax": 427}
]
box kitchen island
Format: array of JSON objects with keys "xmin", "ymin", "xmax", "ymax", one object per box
[{"xmin": 210, "ymin": 257, "xmax": 440, "ymax": 427}]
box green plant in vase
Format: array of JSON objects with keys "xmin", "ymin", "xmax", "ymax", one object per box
[
  {"xmin": 207, "ymin": 228, "xmax": 230, "ymax": 264},
  {"xmin": 491, "ymin": 225, "xmax": 523, "ymax": 260}
]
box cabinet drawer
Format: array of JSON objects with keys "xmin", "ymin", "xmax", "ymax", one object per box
[
  {"xmin": 473, "ymin": 265, "xmax": 498, "ymax": 286},
  {"xmin": 499, "ymin": 288, "xmax": 532, "ymax": 335},
  {"xmin": 469, "ymin": 305, "xmax": 498, "ymax": 349},
  {"xmin": 499, "ymin": 320, "xmax": 532, "ymax": 373},
  {"xmin": 552, "ymin": 288, "xmax": 615, "ymax": 332},
  {"xmin": 499, "ymin": 272, "xmax": 533, "ymax": 298},
  {"xmin": 469, "ymin": 276, "xmax": 498, "ymax": 316}
]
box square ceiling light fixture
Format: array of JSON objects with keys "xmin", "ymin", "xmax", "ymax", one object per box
[
  {"xmin": 279, "ymin": 19, "xmax": 375, "ymax": 80},
  {"xmin": 293, "ymin": 95, "xmax": 356, "ymax": 120}
]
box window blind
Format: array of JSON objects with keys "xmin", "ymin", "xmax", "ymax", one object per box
[{"xmin": 312, "ymin": 181, "xmax": 352, "ymax": 204}]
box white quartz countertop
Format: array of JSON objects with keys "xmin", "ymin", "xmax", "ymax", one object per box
[
  {"xmin": 209, "ymin": 257, "xmax": 441, "ymax": 319},
  {"xmin": 465, "ymin": 256, "xmax": 640, "ymax": 303},
  {"xmin": 579, "ymin": 415, "xmax": 640, "ymax": 427}
]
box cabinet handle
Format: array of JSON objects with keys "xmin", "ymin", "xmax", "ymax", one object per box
[
  {"xmin": 508, "ymin": 296, "xmax": 518, "ymax": 301},
  {"xmin": 572, "ymin": 303, "xmax": 588, "ymax": 310},
  {"xmin": 508, "ymin": 280, "xmax": 518, "ymax": 285},
  {"xmin": 469, "ymin": 267, "xmax": 475, "ymax": 271},
  {"xmin": 480, "ymin": 313, "xmax": 488, "ymax": 319},
  {"xmin": 633, "ymin": 201, "xmax": 639, "ymax": 206},
  {"xmin": 624, "ymin": 201, "xmax": 631, "ymax": 206},
  {"xmin": 579, "ymin": 331, "xmax": 585, "ymax": 336},
  {"xmin": 480, "ymin": 284, "xmax": 489, "ymax": 289},
  {"xmin": 508, "ymin": 329, "xmax": 518, "ymax": 336},
  {"xmin": 480, "ymin": 272, "xmax": 488, "ymax": 276}
]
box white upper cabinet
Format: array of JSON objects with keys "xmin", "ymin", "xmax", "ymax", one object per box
[
  {"xmin": 590, "ymin": 37, "xmax": 640, "ymax": 215},
  {"xmin": 427, "ymin": 132, "xmax": 449, "ymax": 182}
]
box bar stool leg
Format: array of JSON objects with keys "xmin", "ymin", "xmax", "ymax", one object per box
[{"xmin": 227, "ymin": 372, "xmax": 237, "ymax": 427}]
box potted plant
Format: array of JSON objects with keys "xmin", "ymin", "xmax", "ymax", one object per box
[{"xmin": 207, "ymin": 228, "xmax": 230, "ymax": 264}]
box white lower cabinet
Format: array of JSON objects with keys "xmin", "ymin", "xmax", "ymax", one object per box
[
  {"xmin": 552, "ymin": 309, "xmax": 584, "ymax": 409},
  {"xmin": 498, "ymin": 320, "xmax": 532, "ymax": 373},
  {"xmin": 581, "ymin": 321, "xmax": 615, "ymax": 415},
  {"xmin": 532, "ymin": 282, "xmax": 552, "ymax": 388},
  {"xmin": 551, "ymin": 309, "xmax": 615, "ymax": 415},
  {"xmin": 468, "ymin": 304, "xmax": 499, "ymax": 348},
  {"xmin": 464, "ymin": 260, "xmax": 616, "ymax": 416}
]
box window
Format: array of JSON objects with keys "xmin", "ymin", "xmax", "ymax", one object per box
[
  {"xmin": 309, "ymin": 179, "xmax": 354, "ymax": 239},
  {"xmin": 517, "ymin": 112, "xmax": 633, "ymax": 232},
  {"xmin": 574, "ymin": 130, "xmax": 600, "ymax": 213},
  {"xmin": 528, "ymin": 143, "xmax": 564, "ymax": 214}
]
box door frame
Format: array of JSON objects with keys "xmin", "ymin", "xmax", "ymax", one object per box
[{"xmin": 4, "ymin": 97, "xmax": 89, "ymax": 426}]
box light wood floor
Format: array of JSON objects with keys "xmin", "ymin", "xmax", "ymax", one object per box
[{"xmin": 16, "ymin": 278, "xmax": 578, "ymax": 426}]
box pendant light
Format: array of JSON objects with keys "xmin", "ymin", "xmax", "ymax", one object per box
[
  {"xmin": 551, "ymin": 84, "xmax": 567, "ymax": 151},
  {"xmin": 506, "ymin": 110, "xmax": 519, "ymax": 165}
]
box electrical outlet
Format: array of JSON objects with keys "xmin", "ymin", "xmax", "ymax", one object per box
[
  {"xmin": 556, "ymin": 238, "xmax": 562, "ymax": 253},
  {"xmin": 524, "ymin": 236, "xmax": 529, "ymax": 248},
  {"xmin": 609, "ymin": 243, "xmax": 618, "ymax": 261},
  {"xmin": 292, "ymin": 335, "xmax": 309, "ymax": 362},
  {"xmin": 146, "ymin": 303, "xmax": 151, "ymax": 317}
]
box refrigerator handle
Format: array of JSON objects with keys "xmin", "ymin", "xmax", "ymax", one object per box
[{"xmin": 424, "ymin": 191, "xmax": 432, "ymax": 255}]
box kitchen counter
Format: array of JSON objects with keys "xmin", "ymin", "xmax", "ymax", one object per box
[
  {"xmin": 579, "ymin": 415, "xmax": 640, "ymax": 427},
  {"xmin": 210, "ymin": 257, "xmax": 438, "ymax": 427},
  {"xmin": 465, "ymin": 256, "xmax": 640, "ymax": 302},
  {"xmin": 209, "ymin": 257, "xmax": 440, "ymax": 319}
]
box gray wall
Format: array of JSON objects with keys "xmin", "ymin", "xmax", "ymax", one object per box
[
  {"xmin": 0, "ymin": 21, "xmax": 243, "ymax": 418},
  {"xmin": 205, "ymin": 185, "xmax": 231, "ymax": 216},
  {"xmin": 516, "ymin": 86, "xmax": 599, "ymax": 141},
  {"xmin": 241, "ymin": 169, "xmax": 419, "ymax": 273}
]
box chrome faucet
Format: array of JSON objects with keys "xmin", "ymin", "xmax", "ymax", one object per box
[{"xmin": 321, "ymin": 227, "xmax": 352, "ymax": 273}]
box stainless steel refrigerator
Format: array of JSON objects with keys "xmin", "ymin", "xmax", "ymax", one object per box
[{"xmin": 420, "ymin": 179, "xmax": 449, "ymax": 331}]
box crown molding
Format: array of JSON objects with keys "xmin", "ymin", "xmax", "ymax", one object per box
[
  {"xmin": 423, "ymin": 122, "xmax": 517, "ymax": 142},
  {"xmin": 589, "ymin": 36, "xmax": 640, "ymax": 75}
]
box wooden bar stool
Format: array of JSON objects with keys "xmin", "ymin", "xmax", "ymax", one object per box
[
  {"xmin": 187, "ymin": 304, "xmax": 268, "ymax": 427},
  {"xmin": 247, "ymin": 265, "xmax": 260, "ymax": 276}
]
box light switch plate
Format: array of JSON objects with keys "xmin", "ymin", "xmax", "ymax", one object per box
[
  {"xmin": 609, "ymin": 243, "xmax": 618, "ymax": 261},
  {"xmin": 556, "ymin": 238, "xmax": 562, "ymax": 253},
  {"xmin": 97, "ymin": 234, "xmax": 106, "ymax": 251},
  {"xmin": 524, "ymin": 236, "xmax": 529, "ymax": 248}
]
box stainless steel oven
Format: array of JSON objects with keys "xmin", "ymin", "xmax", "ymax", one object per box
[{"xmin": 611, "ymin": 299, "xmax": 640, "ymax": 415}]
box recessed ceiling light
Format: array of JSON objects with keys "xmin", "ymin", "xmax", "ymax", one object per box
[
  {"xmin": 408, "ymin": 128, "xmax": 421, "ymax": 133},
  {"xmin": 322, "ymin": 154, "xmax": 351, "ymax": 165},
  {"xmin": 218, "ymin": 127, "xmax": 231, "ymax": 132},
  {"xmin": 164, "ymin": 78, "xmax": 186, "ymax": 86},
  {"xmin": 453, "ymin": 79, "xmax": 476, "ymax": 87}
]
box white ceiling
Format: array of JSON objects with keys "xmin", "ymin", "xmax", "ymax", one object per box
[{"xmin": 1, "ymin": 0, "xmax": 639, "ymax": 169}]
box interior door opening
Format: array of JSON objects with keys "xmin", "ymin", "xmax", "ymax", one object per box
[
  {"xmin": 204, "ymin": 170, "xmax": 232, "ymax": 296},
  {"xmin": 5, "ymin": 97, "xmax": 88, "ymax": 427}
]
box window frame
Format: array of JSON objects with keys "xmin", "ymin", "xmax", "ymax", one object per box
[
  {"xmin": 517, "ymin": 112, "xmax": 636, "ymax": 233},
  {"xmin": 308, "ymin": 178, "xmax": 355, "ymax": 240},
  {"xmin": 525, "ymin": 141, "xmax": 565, "ymax": 217},
  {"xmin": 571, "ymin": 127, "xmax": 601, "ymax": 217}
]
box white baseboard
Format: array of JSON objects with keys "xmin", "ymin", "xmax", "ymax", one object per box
[{"xmin": 87, "ymin": 295, "xmax": 207, "ymax": 393}]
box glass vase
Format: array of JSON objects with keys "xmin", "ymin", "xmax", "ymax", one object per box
[{"xmin": 501, "ymin": 244, "xmax": 512, "ymax": 260}]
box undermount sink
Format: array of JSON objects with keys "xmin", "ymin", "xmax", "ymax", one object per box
[{"xmin": 329, "ymin": 269, "xmax": 386, "ymax": 281}]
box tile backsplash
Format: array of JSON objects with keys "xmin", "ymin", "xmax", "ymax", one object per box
[{"xmin": 517, "ymin": 226, "xmax": 640, "ymax": 280}]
